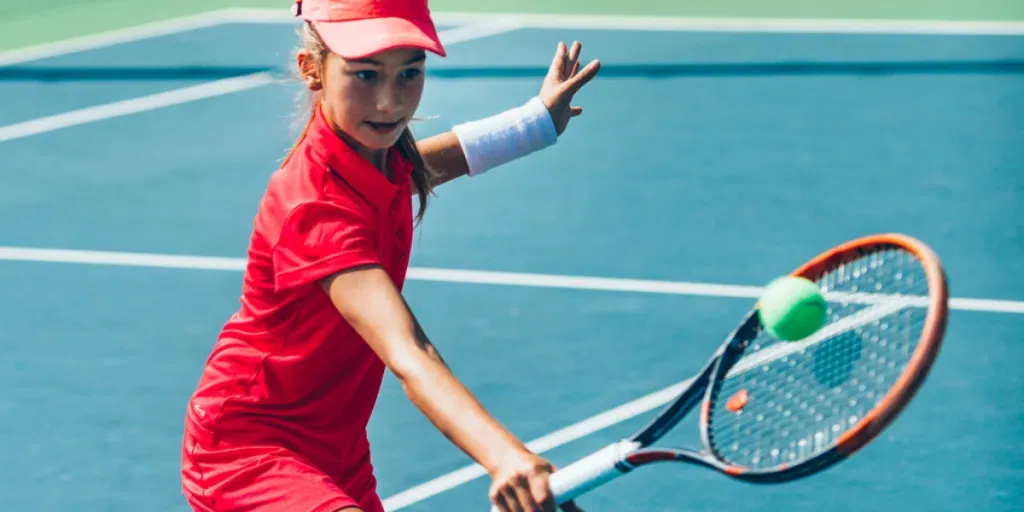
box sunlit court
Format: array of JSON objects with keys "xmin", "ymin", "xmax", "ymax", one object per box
[{"xmin": 2, "ymin": 1, "xmax": 1022, "ymax": 510}]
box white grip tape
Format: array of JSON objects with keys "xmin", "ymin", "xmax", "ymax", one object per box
[{"xmin": 549, "ymin": 440, "xmax": 640, "ymax": 503}]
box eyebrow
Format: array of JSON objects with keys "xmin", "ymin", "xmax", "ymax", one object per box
[{"xmin": 348, "ymin": 53, "xmax": 427, "ymax": 66}]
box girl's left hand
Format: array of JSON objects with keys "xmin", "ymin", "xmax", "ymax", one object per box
[{"xmin": 539, "ymin": 41, "xmax": 601, "ymax": 135}]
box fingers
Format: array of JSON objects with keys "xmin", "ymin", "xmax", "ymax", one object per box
[
  {"xmin": 544, "ymin": 40, "xmax": 599, "ymax": 95},
  {"xmin": 537, "ymin": 40, "xmax": 598, "ymax": 135},
  {"xmin": 549, "ymin": 41, "xmax": 584, "ymax": 84},
  {"xmin": 564, "ymin": 41, "xmax": 582, "ymax": 80},
  {"xmin": 514, "ymin": 473, "xmax": 541, "ymax": 512},
  {"xmin": 491, "ymin": 491, "xmax": 511, "ymax": 512},
  {"xmin": 528, "ymin": 470, "xmax": 557, "ymax": 512},
  {"xmin": 491, "ymin": 473, "xmax": 552, "ymax": 512},
  {"xmin": 561, "ymin": 42, "xmax": 572, "ymax": 81},
  {"xmin": 546, "ymin": 41, "xmax": 568, "ymax": 84},
  {"xmin": 560, "ymin": 58, "xmax": 601, "ymax": 95},
  {"xmin": 495, "ymin": 486, "xmax": 525, "ymax": 512},
  {"xmin": 559, "ymin": 500, "xmax": 585, "ymax": 512}
]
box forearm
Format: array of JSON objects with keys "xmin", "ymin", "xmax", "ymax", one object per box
[
  {"xmin": 392, "ymin": 347, "xmax": 526, "ymax": 474},
  {"xmin": 415, "ymin": 96, "xmax": 560, "ymax": 191},
  {"xmin": 323, "ymin": 267, "xmax": 522, "ymax": 472},
  {"xmin": 417, "ymin": 132, "xmax": 469, "ymax": 189}
]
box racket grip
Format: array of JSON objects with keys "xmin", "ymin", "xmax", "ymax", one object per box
[
  {"xmin": 550, "ymin": 440, "xmax": 638, "ymax": 502},
  {"xmin": 488, "ymin": 441, "xmax": 639, "ymax": 511}
]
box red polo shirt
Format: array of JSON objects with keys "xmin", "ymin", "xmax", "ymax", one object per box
[{"xmin": 182, "ymin": 105, "xmax": 414, "ymax": 509}]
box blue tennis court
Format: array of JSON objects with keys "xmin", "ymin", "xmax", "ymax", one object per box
[{"xmin": 1, "ymin": 14, "xmax": 1022, "ymax": 511}]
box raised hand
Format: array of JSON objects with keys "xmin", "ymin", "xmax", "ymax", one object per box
[{"xmin": 538, "ymin": 41, "xmax": 601, "ymax": 135}]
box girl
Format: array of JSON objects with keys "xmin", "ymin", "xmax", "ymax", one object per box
[{"xmin": 181, "ymin": 0, "xmax": 600, "ymax": 511}]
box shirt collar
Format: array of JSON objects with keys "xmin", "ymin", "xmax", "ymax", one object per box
[{"xmin": 306, "ymin": 103, "xmax": 412, "ymax": 211}]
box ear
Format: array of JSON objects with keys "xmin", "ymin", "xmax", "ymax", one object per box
[{"xmin": 297, "ymin": 49, "xmax": 323, "ymax": 91}]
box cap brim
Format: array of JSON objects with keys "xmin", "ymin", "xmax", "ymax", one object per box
[{"xmin": 313, "ymin": 17, "xmax": 447, "ymax": 60}]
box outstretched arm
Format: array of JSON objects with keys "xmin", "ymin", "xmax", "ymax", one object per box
[{"xmin": 320, "ymin": 266, "xmax": 572, "ymax": 512}]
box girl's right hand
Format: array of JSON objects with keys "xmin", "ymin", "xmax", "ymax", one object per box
[{"xmin": 488, "ymin": 450, "xmax": 585, "ymax": 512}]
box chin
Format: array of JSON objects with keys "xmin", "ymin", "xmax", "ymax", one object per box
[{"xmin": 358, "ymin": 127, "xmax": 405, "ymax": 149}]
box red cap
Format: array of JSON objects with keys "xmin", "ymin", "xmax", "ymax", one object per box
[{"xmin": 293, "ymin": 0, "xmax": 446, "ymax": 59}]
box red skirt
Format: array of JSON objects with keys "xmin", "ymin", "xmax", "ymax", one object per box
[{"xmin": 181, "ymin": 429, "xmax": 385, "ymax": 512}]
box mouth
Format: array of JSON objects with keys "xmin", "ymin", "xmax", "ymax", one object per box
[{"xmin": 365, "ymin": 120, "xmax": 403, "ymax": 135}]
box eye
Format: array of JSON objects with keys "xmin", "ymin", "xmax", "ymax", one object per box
[
  {"xmin": 354, "ymin": 70, "xmax": 377, "ymax": 81},
  {"xmin": 401, "ymin": 68, "xmax": 423, "ymax": 80}
]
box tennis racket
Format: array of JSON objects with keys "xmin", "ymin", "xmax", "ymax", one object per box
[{"xmin": 496, "ymin": 233, "xmax": 949, "ymax": 509}]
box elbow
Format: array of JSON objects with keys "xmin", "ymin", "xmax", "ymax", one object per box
[{"xmin": 384, "ymin": 349, "xmax": 432, "ymax": 385}]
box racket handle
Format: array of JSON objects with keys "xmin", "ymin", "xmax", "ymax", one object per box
[
  {"xmin": 549, "ymin": 440, "xmax": 639, "ymax": 502},
  {"xmin": 488, "ymin": 441, "xmax": 639, "ymax": 511}
]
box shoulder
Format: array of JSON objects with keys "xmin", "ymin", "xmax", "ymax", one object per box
[
  {"xmin": 277, "ymin": 200, "xmax": 372, "ymax": 245},
  {"xmin": 270, "ymin": 148, "xmax": 377, "ymax": 246},
  {"xmin": 258, "ymin": 146, "xmax": 373, "ymax": 238},
  {"xmin": 270, "ymin": 197, "xmax": 381, "ymax": 293},
  {"xmin": 264, "ymin": 164, "xmax": 382, "ymax": 291}
]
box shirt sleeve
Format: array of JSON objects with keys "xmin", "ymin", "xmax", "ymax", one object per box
[{"xmin": 272, "ymin": 200, "xmax": 380, "ymax": 292}]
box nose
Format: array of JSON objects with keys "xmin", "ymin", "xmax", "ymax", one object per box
[{"xmin": 376, "ymin": 82, "xmax": 402, "ymax": 116}]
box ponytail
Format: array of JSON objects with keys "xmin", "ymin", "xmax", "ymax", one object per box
[{"xmin": 283, "ymin": 102, "xmax": 317, "ymax": 166}]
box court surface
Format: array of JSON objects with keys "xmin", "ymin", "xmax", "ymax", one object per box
[{"xmin": 1, "ymin": 6, "xmax": 1022, "ymax": 512}]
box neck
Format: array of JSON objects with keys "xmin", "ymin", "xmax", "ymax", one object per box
[
  {"xmin": 322, "ymin": 108, "xmax": 390, "ymax": 177},
  {"xmin": 358, "ymin": 146, "xmax": 389, "ymax": 175}
]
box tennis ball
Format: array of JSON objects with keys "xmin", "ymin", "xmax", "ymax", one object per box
[{"xmin": 757, "ymin": 276, "xmax": 828, "ymax": 341}]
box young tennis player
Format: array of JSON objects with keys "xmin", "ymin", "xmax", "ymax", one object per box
[{"xmin": 180, "ymin": 0, "xmax": 600, "ymax": 511}]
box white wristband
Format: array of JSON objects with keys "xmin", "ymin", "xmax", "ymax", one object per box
[{"xmin": 452, "ymin": 97, "xmax": 558, "ymax": 177}]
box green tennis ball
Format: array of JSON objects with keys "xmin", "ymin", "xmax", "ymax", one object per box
[{"xmin": 757, "ymin": 276, "xmax": 828, "ymax": 341}]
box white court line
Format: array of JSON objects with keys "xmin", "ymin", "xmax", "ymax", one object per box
[
  {"xmin": 0, "ymin": 24, "xmax": 519, "ymax": 143},
  {"xmin": 0, "ymin": 10, "xmax": 246, "ymax": 67},
  {"xmin": 0, "ymin": 73, "xmax": 277, "ymax": 143},
  {"xmin": 233, "ymin": 7, "xmax": 1024, "ymax": 35},
  {"xmin": 428, "ymin": 19, "xmax": 525, "ymax": 45},
  {"xmin": 0, "ymin": 246, "xmax": 1021, "ymax": 315}
]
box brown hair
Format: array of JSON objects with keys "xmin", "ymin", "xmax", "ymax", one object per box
[{"xmin": 288, "ymin": 22, "xmax": 434, "ymax": 224}]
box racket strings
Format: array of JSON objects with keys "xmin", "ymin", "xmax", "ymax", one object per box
[{"xmin": 705, "ymin": 246, "xmax": 930, "ymax": 470}]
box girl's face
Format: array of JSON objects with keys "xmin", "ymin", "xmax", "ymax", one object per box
[{"xmin": 301, "ymin": 46, "xmax": 427, "ymax": 158}]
